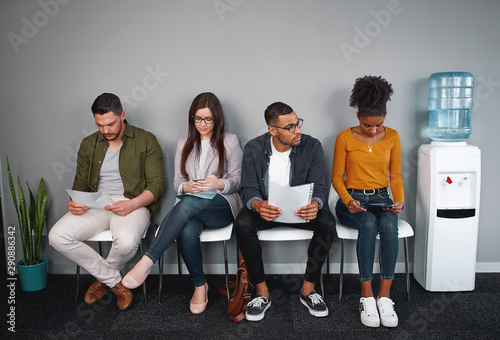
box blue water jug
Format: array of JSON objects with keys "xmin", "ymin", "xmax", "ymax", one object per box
[{"xmin": 428, "ymin": 72, "xmax": 474, "ymax": 142}]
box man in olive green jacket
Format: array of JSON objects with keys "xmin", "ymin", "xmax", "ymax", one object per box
[{"xmin": 49, "ymin": 93, "xmax": 164, "ymax": 310}]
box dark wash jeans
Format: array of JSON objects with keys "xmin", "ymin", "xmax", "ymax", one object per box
[
  {"xmin": 235, "ymin": 206, "xmax": 336, "ymax": 285},
  {"xmin": 146, "ymin": 194, "xmax": 233, "ymax": 287},
  {"xmin": 335, "ymin": 189, "xmax": 399, "ymax": 281}
]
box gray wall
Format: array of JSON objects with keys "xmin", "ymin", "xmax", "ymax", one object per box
[{"xmin": 1, "ymin": 0, "xmax": 499, "ymax": 274}]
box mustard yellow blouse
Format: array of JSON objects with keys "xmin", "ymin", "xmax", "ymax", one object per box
[{"xmin": 332, "ymin": 127, "xmax": 404, "ymax": 206}]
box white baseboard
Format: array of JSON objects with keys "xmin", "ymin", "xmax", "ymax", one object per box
[
  {"xmin": 47, "ymin": 262, "xmax": 500, "ymax": 275},
  {"xmin": 475, "ymin": 262, "xmax": 500, "ymax": 272}
]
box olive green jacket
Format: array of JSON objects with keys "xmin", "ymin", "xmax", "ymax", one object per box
[{"xmin": 72, "ymin": 121, "xmax": 164, "ymax": 214}]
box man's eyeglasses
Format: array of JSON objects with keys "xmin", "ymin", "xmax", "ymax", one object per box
[
  {"xmin": 193, "ymin": 116, "xmax": 215, "ymax": 124},
  {"xmin": 269, "ymin": 118, "xmax": 303, "ymax": 133}
]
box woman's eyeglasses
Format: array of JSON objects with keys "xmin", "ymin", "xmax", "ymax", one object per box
[{"xmin": 193, "ymin": 116, "xmax": 215, "ymax": 124}]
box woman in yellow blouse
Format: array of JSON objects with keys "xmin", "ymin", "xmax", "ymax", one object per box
[{"xmin": 332, "ymin": 76, "xmax": 404, "ymax": 328}]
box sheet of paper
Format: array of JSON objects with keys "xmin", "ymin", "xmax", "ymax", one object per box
[
  {"xmin": 268, "ymin": 182, "xmax": 314, "ymax": 223},
  {"xmin": 66, "ymin": 189, "xmax": 115, "ymax": 208}
]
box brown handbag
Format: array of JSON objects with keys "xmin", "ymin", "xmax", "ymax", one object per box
[{"xmin": 220, "ymin": 253, "xmax": 254, "ymax": 323}]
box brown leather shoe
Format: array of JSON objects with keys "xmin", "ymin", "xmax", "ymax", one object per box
[
  {"xmin": 111, "ymin": 281, "xmax": 133, "ymax": 310},
  {"xmin": 84, "ymin": 280, "xmax": 108, "ymax": 305}
]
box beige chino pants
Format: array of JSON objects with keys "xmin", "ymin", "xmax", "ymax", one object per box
[{"xmin": 49, "ymin": 196, "xmax": 150, "ymax": 288}]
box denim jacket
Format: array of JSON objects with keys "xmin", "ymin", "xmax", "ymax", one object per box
[
  {"xmin": 240, "ymin": 132, "xmax": 326, "ymax": 210},
  {"xmin": 72, "ymin": 121, "xmax": 164, "ymax": 214}
]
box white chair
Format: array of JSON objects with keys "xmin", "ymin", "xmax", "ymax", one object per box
[
  {"xmin": 158, "ymin": 223, "xmax": 233, "ymax": 303},
  {"xmin": 327, "ymin": 185, "xmax": 413, "ymax": 302},
  {"xmin": 257, "ymin": 226, "xmax": 326, "ymax": 297},
  {"xmin": 75, "ymin": 227, "xmax": 149, "ymax": 303}
]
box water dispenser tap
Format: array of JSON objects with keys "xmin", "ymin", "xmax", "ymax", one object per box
[
  {"xmin": 459, "ymin": 176, "xmax": 471, "ymax": 186},
  {"xmin": 446, "ymin": 176, "xmax": 453, "ymax": 184}
]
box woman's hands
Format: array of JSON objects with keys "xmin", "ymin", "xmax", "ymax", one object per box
[
  {"xmin": 347, "ymin": 200, "xmax": 366, "ymax": 214},
  {"xmin": 183, "ymin": 175, "xmax": 225, "ymax": 194},
  {"xmin": 385, "ymin": 201, "xmax": 404, "ymax": 214},
  {"xmin": 347, "ymin": 199, "xmax": 404, "ymax": 214}
]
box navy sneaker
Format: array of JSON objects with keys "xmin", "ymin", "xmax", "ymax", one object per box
[
  {"xmin": 300, "ymin": 291, "xmax": 329, "ymax": 317},
  {"xmin": 245, "ymin": 295, "xmax": 272, "ymax": 321}
]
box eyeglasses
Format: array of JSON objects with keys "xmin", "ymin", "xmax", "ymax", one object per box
[
  {"xmin": 269, "ymin": 118, "xmax": 303, "ymax": 133},
  {"xmin": 193, "ymin": 116, "xmax": 214, "ymax": 124}
]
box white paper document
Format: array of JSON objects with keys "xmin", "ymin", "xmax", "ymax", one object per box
[
  {"xmin": 268, "ymin": 182, "xmax": 314, "ymax": 223},
  {"xmin": 66, "ymin": 189, "xmax": 115, "ymax": 208}
]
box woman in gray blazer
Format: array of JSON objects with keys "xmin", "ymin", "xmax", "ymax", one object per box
[{"xmin": 123, "ymin": 92, "xmax": 243, "ymax": 314}]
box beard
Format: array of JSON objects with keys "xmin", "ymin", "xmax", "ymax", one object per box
[
  {"xmin": 276, "ymin": 133, "xmax": 301, "ymax": 147},
  {"xmin": 103, "ymin": 121, "xmax": 123, "ymax": 141},
  {"xmin": 104, "ymin": 133, "xmax": 118, "ymax": 141}
]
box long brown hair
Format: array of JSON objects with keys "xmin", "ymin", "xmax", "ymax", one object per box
[{"xmin": 180, "ymin": 92, "xmax": 226, "ymax": 180}]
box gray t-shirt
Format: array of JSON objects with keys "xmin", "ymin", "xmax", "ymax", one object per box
[{"xmin": 97, "ymin": 144, "xmax": 125, "ymax": 195}]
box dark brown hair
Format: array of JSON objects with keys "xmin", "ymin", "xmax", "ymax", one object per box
[
  {"xmin": 91, "ymin": 93, "xmax": 123, "ymax": 116},
  {"xmin": 180, "ymin": 92, "xmax": 226, "ymax": 180}
]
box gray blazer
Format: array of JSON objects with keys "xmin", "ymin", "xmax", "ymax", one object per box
[{"xmin": 173, "ymin": 132, "xmax": 243, "ymax": 218}]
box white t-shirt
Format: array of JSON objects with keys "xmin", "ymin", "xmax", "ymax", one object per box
[
  {"xmin": 195, "ymin": 139, "xmax": 210, "ymax": 179},
  {"xmin": 268, "ymin": 136, "xmax": 291, "ymax": 187}
]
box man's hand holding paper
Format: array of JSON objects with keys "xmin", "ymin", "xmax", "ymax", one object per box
[
  {"xmin": 295, "ymin": 200, "xmax": 319, "ymax": 221},
  {"xmin": 251, "ymin": 200, "xmax": 282, "ymax": 222},
  {"xmin": 267, "ymin": 182, "xmax": 314, "ymax": 223}
]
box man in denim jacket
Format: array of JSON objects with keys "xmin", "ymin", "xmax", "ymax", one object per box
[
  {"xmin": 49, "ymin": 93, "xmax": 164, "ymax": 310},
  {"xmin": 235, "ymin": 102, "xmax": 335, "ymax": 321}
]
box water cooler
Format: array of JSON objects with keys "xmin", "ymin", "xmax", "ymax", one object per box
[{"xmin": 413, "ymin": 72, "xmax": 481, "ymax": 291}]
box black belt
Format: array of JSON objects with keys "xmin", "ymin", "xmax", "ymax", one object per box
[{"xmin": 348, "ymin": 188, "xmax": 387, "ymax": 195}]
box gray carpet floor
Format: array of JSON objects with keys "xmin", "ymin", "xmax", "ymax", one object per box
[{"xmin": 3, "ymin": 273, "xmax": 499, "ymax": 339}]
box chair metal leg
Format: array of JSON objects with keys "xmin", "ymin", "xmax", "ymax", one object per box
[
  {"xmin": 339, "ymin": 239, "xmax": 345, "ymax": 302},
  {"xmin": 158, "ymin": 255, "xmax": 163, "ymax": 303},
  {"xmin": 140, "ymin": 242, "xmax": 147, "ymax": 304},
  {"xmin": 76, "ymin": 265, "xmax": 80, "ymax": 303},
  {"xmin": 404, "ymin": 237, "xmax": 410, "ymax": 302},
  {"xmin": 177, "ymin": 241, "xmax": 182, "ymax": 275},
  {"xmin": 320, "ymin": 272, "xmax": 325, "ymax": 298},
  {"xmin": 319, "ymin": 253, "xmax": 328, "ymax": 298},
  {"xmin": 223, "ymin": 240, "xmax": 230, "ymax": 302},
  {"xmin": 236, "ymin": 243, "xmax": 240, "ymax": 266},
  {"xmin": 75, "ymin": 241, "xmax": 104, "ymax": 303}
]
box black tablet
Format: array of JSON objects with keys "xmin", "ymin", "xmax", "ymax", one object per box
[{"xmin": 362, "ymin": 202, "xmax": 395, "ymax": 209}]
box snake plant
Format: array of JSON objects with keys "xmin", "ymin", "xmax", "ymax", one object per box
[{"xmin": 6, "ymin": 156, "xmax": 48, "ymax": 266}]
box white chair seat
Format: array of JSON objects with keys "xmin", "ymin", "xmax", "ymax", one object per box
[
  {"xmin": 86, "ymin": 229, "xmax": 113, "ymax": 242},
  {"xmin": 334, "ymin": 220, "xmax": 414, "ymax": 240},
  {"xmin": 200, "ymin": 223, "xmax": 233, "ymax": 242},
  {"xmin": 257, "ymin": 226, "xmax": 314, "ymax": 241}
]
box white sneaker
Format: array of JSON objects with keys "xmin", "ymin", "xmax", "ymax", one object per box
[
  {"xmin": 377, "ymin": 297, "xmax": 398, "ymax": 327},
  {"xmin": 359, "ymin": 297, "xmax": 380, "ymax": 327}
]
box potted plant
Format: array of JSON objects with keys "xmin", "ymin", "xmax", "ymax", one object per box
[{"xmin": 6, "ymin": 156, "xmax": 49, "ymax": 291}]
